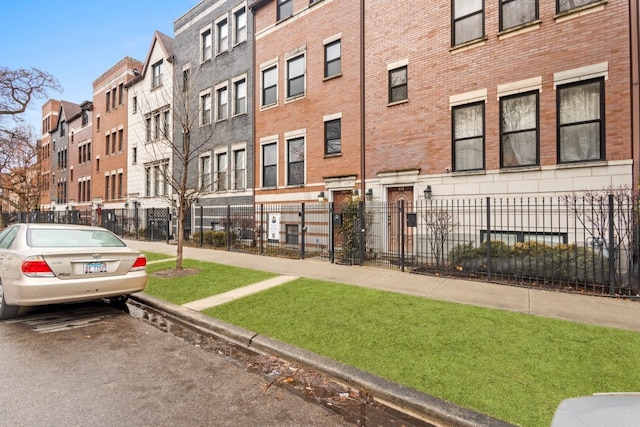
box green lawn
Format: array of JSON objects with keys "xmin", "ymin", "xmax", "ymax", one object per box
[
  {"xmin": 203, "ymin": 278, "xmax": 640, "ymax": 427},
  {"xmin": 143, "ymin": 259, "xmax": 277, "ymax": 305}
]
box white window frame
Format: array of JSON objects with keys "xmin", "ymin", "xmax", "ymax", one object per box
[
  {"xmin": 214, "ymin": 148, "xmax": 228, "ymax": 192},
  {"xmin": 200, "ymin": 89, "xmax": 212, "ymax": 126},
  {"xmin": 199, "ymin": 153, "xmax": 211, "ymax": 191},
  {"xmin": 260, "ymin": 137, "xmax": 278, "ymax": 188},
  {"xmin": 231, "ymin": 143, "xmax": 246, "ymax": 190},
  {"xmin": 286, "ymin": 52, "xmax": 306, "ymax": 100},
  {"xmin": 215, "ymin": 82, "xmax": 228, "ymax": 122},
  {"xmin": 260, "ymin": 60, "xmax": 279, "ymax": 108},
  {"xmin": 215, "ymin": 14, "xmax": 229, "ymax": 55},
  {"xmin": 232, "ymin": 74, "xmax": 247, "ymax": 116},
  {"xmin": 233, "ymin": 4, "xmax": 247, "ymax": 45},
  {"xmin": 200, "ymin": 25, "xmax": 213, "ymax": 63}
]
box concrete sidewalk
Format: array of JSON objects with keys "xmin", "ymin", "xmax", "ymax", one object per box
[{"xmin": 128, "ymin": 239, "xmax": 640, "ymax": 332}]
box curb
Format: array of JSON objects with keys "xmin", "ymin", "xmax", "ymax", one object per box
[{"xmin": 131, "ymin": 292, "xmax": 516, "ymax": 427}]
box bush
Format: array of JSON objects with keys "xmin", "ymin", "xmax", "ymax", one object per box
[
  {"xmin": 448, "ymin": 240, "xmax": 608, "ymax": 285},
  {"xmin": 191, "ymin": 230, "xmax": 237, "ymax": 247}
]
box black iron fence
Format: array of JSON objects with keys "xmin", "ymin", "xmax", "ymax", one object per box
[{"xmin": 4, "ymin": 193, "xmax": 638, "ymax": 297}]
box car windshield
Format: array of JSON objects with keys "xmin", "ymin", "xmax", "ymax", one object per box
[{"xmin": 27, "ymin": 229, "xmax": 126, "ymax": 248}]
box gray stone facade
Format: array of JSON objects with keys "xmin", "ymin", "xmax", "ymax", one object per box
[{"xmin": 173, "ymin": 0, "xmax": 253, "ymax": 207}]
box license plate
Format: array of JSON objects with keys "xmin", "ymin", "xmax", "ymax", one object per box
[{"xmin": 84, "ymin": 262, "xmax": 107, "ymax": 274}]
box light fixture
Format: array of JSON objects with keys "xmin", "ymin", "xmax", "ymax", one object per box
[
  {"xmin": 317, "ymin": 191, "xmax": 325, "ymax": 202},
  {"xmin": 365, "ymin": 188, "xmax": 373, "ymax": 201},
  {"xmin": 424, "ymin": 185, "xmax": 432, "ymax": 199}
]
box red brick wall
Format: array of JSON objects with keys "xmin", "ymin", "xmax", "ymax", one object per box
[
  {"xmin": 253, "ymin": 0, "xmax": 362, "ymax": 199},
  {"xmin": 364, "ymin": 0, "xmax": 632, "ymax": 176}
]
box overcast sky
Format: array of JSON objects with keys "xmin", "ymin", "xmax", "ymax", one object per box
[{"xmin": 1, "ymin": 0, "xmax": 201, "ymax": 133}]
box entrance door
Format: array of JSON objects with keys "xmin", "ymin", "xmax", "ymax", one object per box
[{"xmin": 387, "ymin": 187, "xmax": 414, "ymax": 254}]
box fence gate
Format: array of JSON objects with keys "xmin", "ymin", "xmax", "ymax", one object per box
[{"xmin": 145, "ymin": 207, "xmax": 170, "ymax": 241}]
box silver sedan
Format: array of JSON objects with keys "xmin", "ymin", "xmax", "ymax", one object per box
[{"xmin": 0, "ymin": 223, "xmax": 147, "ymax": 320}]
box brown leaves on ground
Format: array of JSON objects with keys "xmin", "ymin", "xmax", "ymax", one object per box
[{"xmin": 152, "ymin": 268, "xmax": 200, "ymax": 278}]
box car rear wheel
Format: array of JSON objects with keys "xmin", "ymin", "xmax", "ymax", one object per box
[{"xmin": 0, "ymin": 282, "xmax": 19, "ymax": 320}]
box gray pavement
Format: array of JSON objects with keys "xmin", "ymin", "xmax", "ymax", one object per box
[
  {"xmin": 125, "ymin": 240, "xmax": 640, "ymax": 426},
  {"xmin": 128, "ymin": 239, "xmax": 640, "ymax": 332}
]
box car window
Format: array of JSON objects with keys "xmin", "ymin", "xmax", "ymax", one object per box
[
  {"xmin": 27, "ymin": 229, "xmax": 126, "ymax": 248},
  {"xmin": 0, "ymin": 226, "xmax": 19, "ymax": 249}
]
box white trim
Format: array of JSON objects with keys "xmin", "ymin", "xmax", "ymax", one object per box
[
  {"xmin": 497, "ymin": 77, "xmax": 543, "ymax": 99},
  {"xmin": 553, "ymin": 62, "xmax": 608, "ymax": 88},
  {"xmin": 449, "ymin": 88, "xmax": 488, "ymax": 108},
  {"xmin": 323, "ymin": 112, "xmax": 342, "ymax": 122},
  {"xmin": 387, "ymin": 58, "xmax": 409, "ymax": 71}
]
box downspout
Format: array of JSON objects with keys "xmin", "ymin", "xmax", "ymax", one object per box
[
  {"xmin": 360, "ymin": 0, "xmax": 366, "ymax": 197},
  {"xmin": 631, "ymin": 0, "xmax": 640, "ymax": 192}
]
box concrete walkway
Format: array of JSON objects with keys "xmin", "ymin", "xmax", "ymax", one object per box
[{"xmin": 129, "ymin": 240, "xmax": 640, "ymax": 332}]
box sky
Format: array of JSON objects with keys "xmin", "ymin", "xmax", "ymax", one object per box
[{"xmin": 1, "ymin": 0, "xmax": 201, "ymax": 133}]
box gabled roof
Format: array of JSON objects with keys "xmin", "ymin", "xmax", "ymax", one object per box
[
  {"xmin": 139, "ymin": 31, "xmax": 175, "ymax": 79},
  {"xmin": 55, "ymin": 100, "xmax": 81, "ymax": 130}
]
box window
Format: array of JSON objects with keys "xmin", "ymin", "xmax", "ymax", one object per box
[
  {"xmin": 217, "ymin": 18, "xmax": 228, "ymax": 54},
  {"xmin": 262, "ymin": 143, "xmax": 277, "ymax": 187},
  {"xmin": 234, "ymin": 78, "xmax": 247, "ymax": 115},
  {"xmin": 132, "ymin": 146, "xmax": 137, "ymax": 164},
  {"xmin": 163, "ymin": 110, "xmax": 170, "ymax": 137},
  {"xmin": 277, "ymin": 0, "xmax": 293, "ymax": 20},
  {"xmin": 216, "ymin": 152, "xmax": 228, "ymax": 191},
  {"xmin": 234, "ymin": 7, "xmax": 247, "ymax": 45},
  {"xmin": 233, "ymin": 149, "xmax": 246, "ymax": 190},
  {"xmin": 82, "ymin": 109, "xmax": 89, "ymax": 126},
  {"xmin": 112, "ymin": 87, "xmax": 117, "ymax": 109},
  {"xmin": 500, "ymin": 91, "xmax": 538, "ymax": 168},
  {"xmin": 453, "ymin": 102, "xmax": 485, "ymax": 171},
  {"xmin": 324, "ymin": 39, "xmax": 341, "ymax": 78},
  {"xmin": 60, "ymin": 120, "xmax": 66, "ymax": 137},
  {"xmin": 145, "ymin": 166, "xmax": 151, "ymax": 197},
  {"xmin": 152, "ymin": 60, "xmax": 163, "ymax": 88},
  {"xmin": 201, "ymin": 28, "xmax": 212, "ymax": 62},
  {"xmin": 287, "ymin": 55, "xmax": 305, "ymax": 98},
  {"xmin": 389, "ymin": 66, "xmax": 408, "ymax": 103},
  {"xmin": 118, "ymin": 129, "xmax": 124, "ymax": 151},
  {"xmin": 557, "ymin": 0, "xmax": 600, "ymax": 13},
  {"xmin": 452, "ymin": 0, "xmax": 484, "ymax": 46},
  {"xmin": 325, "ymin": 118, "xmax": 341, "ymax": 155},
  {"xmin": 119, "ymin": 83, "xmax": 124, "ymax": 105},
  {"xmin": 118, "ymin": 173, "xmax": 123, "ymax": 199},
  {"xmin": 153, "ymin": 112, "xmax": 161, "ymax": 140},
  {"xmin": 145, "ymin": 117, "xmax": 152, "ymax": 142},
  {"xmin": 154, "ymin": 165, "xmax": 160, "ymax": 196},
  {"xmin": 200, "ymin": 155, "xmax": 211, "ymax": 190},
  {"xmin": 287, "ymin": 137, "xmax": 304, "ymax": 186},
  {"xmin": 557, "ymin": 78, "xmax": 604, "ymax": 163},
  {"xmin": 105, "ymin": 176, "xmax": 110, "ymax": 201},
  {"xmin": 500, "ymin": 0, "xmax": 537, "ymax": 31},
  {"xmin": 96, "ymin": 116, "xmax": 100, "ymax": 132},
  {"xmin": 112, "ymin": 131, "xmax": 117, "ymax": 154},
  {"xmin": 132, "ymin": 96, "xmax": 138, "ymax": 114},
  {"xmin": 216, "ymin": 85, "xmax": 228, "ymax": 121},
  {"xmin": 201, "ymin": 92, "xmax": 212, "ymax": 125},
  {"xmin": 106, "ymin": 91, "xmax": 111, "ymax": 112},
  {"xmin": 162, "ymin": 161, "xmax": 169, "ymax": 195},
  {"xmin": 262, "ymin": 65, "xmax": 277, "ymax": 107},
  {"xmin": 105, "ymin": 134, "xmax": 110, "ymax": 155},
  {"xmin": 182, "ymin": 68, "xmax": 190, "ymax": 92},
  {"xmin": 285, "ymin": 224, "xmax": 298, "ymax": 245}
]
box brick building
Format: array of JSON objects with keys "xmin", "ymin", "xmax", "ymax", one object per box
[
  {"xmin": 249, "ymin": 0, "xmax": 363, "ymax": 205},
  {"xmin": 67, "ymin": 101, "xmax": 93, "ymax": 211},
  {"xmin": 363, "ymin": 0, "xmax": 638, "ymax": 204},
  {"xmin": 49, "ymin": 100, "xmax": 81, "ymax": 210},
  {"xmin": 91, "ymin": 57, "xmax": 143, "ymax": 211},
  {"xmin": 39, "ymin": 99, "xmax": 60, "ymax": 210}
]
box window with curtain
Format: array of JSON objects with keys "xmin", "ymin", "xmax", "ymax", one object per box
[
  {"xmin": 558, "ymin": 79, "xmax": 604, "ymax": 163},
  {"xmin": 453, "ymin": 102, "xmax": 485, "ymax": 171},
  {"xmin": 500, "ymin": 91, "xmax": 538, "ymax": 168}
]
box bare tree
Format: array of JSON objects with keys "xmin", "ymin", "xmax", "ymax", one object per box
[
  {"xmin": 130, "ymin": 65, "xmax": 218, "ymax": 270},
  {"xmin": 421, "ymin": 200, "xmax": 457, "ymax": 268},
  {"xmin": 0, "ymin": 67, "xmax": 61, "ymax": 118},
  {"xmin": 0, "ymin": 125, "xmax": 40, "ymax": 224}
]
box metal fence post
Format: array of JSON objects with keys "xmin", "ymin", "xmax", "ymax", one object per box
[
  {"xmin": 199, "ymin": 205, "xmax": 203, "ymax": 247},
  {"xmin": 260, "ymin": 204, "xmax": 264, "ymax": 254},
  {"xmin": 226, "ymin": 205, "xmax": 231, "ymax": 250},
  {"xmin": 329, "ymin": 202, "xmax": 335, "ymax": 264},
  {"xmin": 608, "ymin": 194, "xmax": 616, "ymax": 295},
  {"xmin": 400, "ymin": 200, "xmax": 405, "ymax": 272},
  {"xmin": 166, "ymin": 207, "xmax": 170, "ymax": 244},
  {"xmin": 358, "ymin": 200, "xmax": 364, "ymax": 266},
  {"xmin": 486, "ymin": 197, "xmax": 492, "ymax": 281},
  {"xmin": 301, "ymin": 203, "xmax": 306, "ymax": 260}
]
